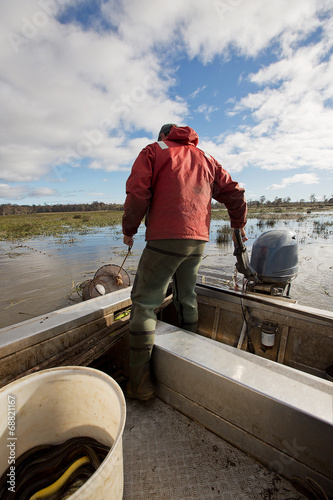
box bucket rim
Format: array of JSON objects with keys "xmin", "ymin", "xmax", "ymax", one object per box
[{"xmin": 0, "ymin": 366, "xmax": 127, "ymax": 487}]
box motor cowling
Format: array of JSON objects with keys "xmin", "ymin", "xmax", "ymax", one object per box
[{"xmin": 250, "ymin": 229, "xmax": 298, "ymax": 285}]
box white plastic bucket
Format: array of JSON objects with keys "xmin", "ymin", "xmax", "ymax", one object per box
[{"xmin": 0, "ymin": 366, "xmax": 126, "ymax": 499}]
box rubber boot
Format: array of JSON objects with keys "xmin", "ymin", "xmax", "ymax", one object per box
[
  {"xmin": 181, "ymin": 321, "xmax": 198, "ymax": 333},
  {"xmin": 126, "ymin": 332, "xmax": 155, "ymax": 401}
]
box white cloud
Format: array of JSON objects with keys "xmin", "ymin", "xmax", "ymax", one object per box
[
  {"xmin": 0, "ymin": 0, "xmax": 332, "ymax": 200},
  {"xmin": 190, "ymin": 86, "xmax": 206, "ymax": 99},
  {"xmin": 267, "ymin": 173, "xmax": 319, "ymax": 190},
  {"xmin": 113, "ymin": 0, "xmax": 322, "ymax": 62},
  {"xmin": 194, "ymin": 104, "xmax": 219, "ymax": 121},
  {"xmin": 204, "ymin": 15, "xmax": 333, "ymax": 175},
  {"xmin": 0, "ymin": 183, "xmax": 57, "ymax": 200},
  {"xmin": 200, "ymin": 133, "xmax": 257, "ymax": 174},
  {"xmin": 0, "ymin": 0, "xmax": 188, "ymax": 185}
]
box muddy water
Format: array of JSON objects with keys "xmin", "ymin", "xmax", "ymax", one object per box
[{"xmin": 0, "ymin": 214, "xmax": 332, "ymax": 329}]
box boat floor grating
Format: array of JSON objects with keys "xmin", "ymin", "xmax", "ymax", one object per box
[{"xmin": 122, "ymin": 397, "xmax": 307, "ymax": 500}]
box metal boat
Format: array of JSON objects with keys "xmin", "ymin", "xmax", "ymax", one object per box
[{"xmin": 0, "ymin": 229, "xmax": 332, "ymax": 498}]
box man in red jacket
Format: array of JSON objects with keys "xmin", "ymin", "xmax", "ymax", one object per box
[{"xmin": 122, "ymin": 124, "xmax": 247, "ymax": 400}]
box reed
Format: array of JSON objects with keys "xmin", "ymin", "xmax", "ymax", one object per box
[{"xmin": 216, "ymin": 225, "xmax": 233, "ymax": 244}]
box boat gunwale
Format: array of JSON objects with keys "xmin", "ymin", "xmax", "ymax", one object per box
[
  {"xmin": 196, "ymin": 283, "xmax": 333, "ymax": 323},
  {"xmin": 1, "ymin": 284, "xmax": 332, "ymax": 361},
  {"xmin": 0, "ymin": 287, "xmax": 133, "ymax": 358}
]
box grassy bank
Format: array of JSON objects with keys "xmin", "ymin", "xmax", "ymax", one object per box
[
  {"xmin": 0, "ymin": 211, "xmax": 124, "ymax": 240},
  {"xmin": 0, "ymin": 206, "xmax": 332, "ymax": 240}
]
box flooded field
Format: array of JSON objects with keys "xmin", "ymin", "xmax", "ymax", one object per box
[{"xmin": 0, "ymin": 212, "xmax": 332, "ymax": 329}]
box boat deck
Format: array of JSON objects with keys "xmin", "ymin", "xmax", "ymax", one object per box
[{"xmin": 123, "ymin": 397, "xmax": 307, "ymax": 499}]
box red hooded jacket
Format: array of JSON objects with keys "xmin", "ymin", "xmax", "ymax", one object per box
[{"xmin": 122, "ymin": 126, "xmax": 247, "ymax": 241}]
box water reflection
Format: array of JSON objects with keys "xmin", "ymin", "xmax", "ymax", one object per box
[{"xmin": 0, "ymin": 214, "xmax": 332, "ymax": 329}]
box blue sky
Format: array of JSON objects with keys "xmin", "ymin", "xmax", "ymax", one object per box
[{"xmin": 0, "ymin": 0, "xmax": 332, "ymax": 205}]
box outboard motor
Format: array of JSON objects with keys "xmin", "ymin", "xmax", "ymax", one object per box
[{"xmin": 234, "ymin": 229, "xmax": 298, "ymax": 297}]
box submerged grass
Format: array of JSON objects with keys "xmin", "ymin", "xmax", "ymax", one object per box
[
  {"xmin": 0, "ymin": 211, "xmax": 124, "ymax": 240},
  {"xmin": 216, "ymin": 226, "xmax": 233, "ymax": 244},
  {"xmin": 313, "ymin": 220, "xmax": 333, "ymax": 239},
  {"xmin": 211, "ymin": 206, "xmax": 333, "ymax": 221}
]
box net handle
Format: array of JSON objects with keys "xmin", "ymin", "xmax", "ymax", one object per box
[{"xmin": 116, "ymin": 247, "xmax": 131, "ymax": 277}]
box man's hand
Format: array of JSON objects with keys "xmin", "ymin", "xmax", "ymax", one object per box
[
  {"xmin": 232, "ymin": 228, "xmax": 248, "ymax": 245},
  {"xmin": 123, "ymin": 235, "xmax": 134, "ymax": 248}
]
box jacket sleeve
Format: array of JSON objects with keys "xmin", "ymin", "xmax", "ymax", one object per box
[
  {"xmin": 212, "ymin": 159, "xmax": 247, "ymax": 229},
  {"xmin": 122, "ymin": 146, "xmax": 154, "ymax": 236}
]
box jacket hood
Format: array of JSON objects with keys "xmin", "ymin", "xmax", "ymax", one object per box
[{"xmin": 166, "ymin": 126, "xmax": 199, "ymax": 146}]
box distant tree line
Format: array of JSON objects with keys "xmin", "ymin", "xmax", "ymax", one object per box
[
  {"xmin": 212, "ymin": 193, "xmax": 333, "ymax": 209},
  {"xmin": 0, "ymin": 201, "xmax": 124, "ymax": 216},
  {"xmin": 1, "ymin": 193, "xmax": 333, "ymax": 216}
]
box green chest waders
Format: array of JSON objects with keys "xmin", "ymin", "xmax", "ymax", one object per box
[{"xmin": 127, "ymin": 239, "xmax": 205, "ymax": 400}]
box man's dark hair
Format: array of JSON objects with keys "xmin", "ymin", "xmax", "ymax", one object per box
[{"xmin": 158, "ymin": 123, "xmax": 177, "ymax": 140}]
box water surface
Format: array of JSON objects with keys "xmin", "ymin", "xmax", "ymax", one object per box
[{"xmin": 0, "ymin": 213, "xmax": 332, "ymax": 329}]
